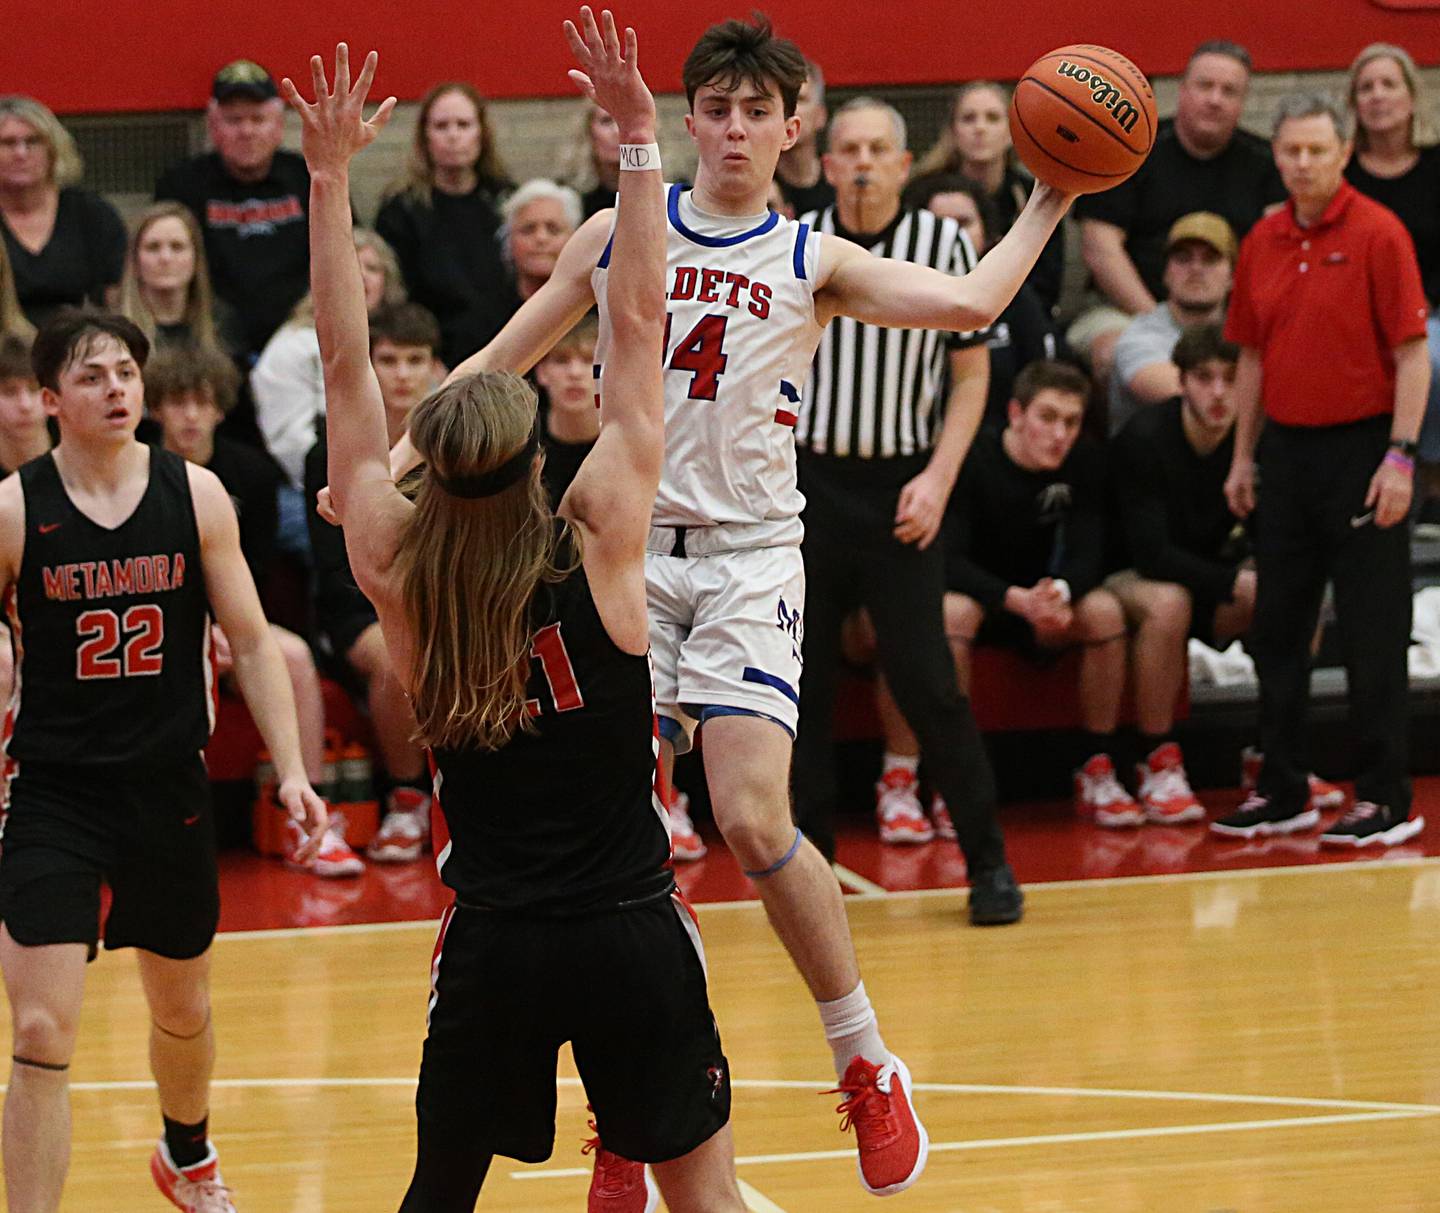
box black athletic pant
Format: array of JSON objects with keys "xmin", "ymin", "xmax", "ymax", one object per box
[
  {"xmin": 793, "ymin": 451, "xmax": 1008, "ymax": 871},
  {"xmin": 397, "ymin": 1124, "xmax": 491, "ymax": 1212},
  {"xmin": 1251, "ymin": 417, "xmax": 1412, "ymax": 815}
]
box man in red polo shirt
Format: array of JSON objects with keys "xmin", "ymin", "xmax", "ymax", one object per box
[{"xmin": 1221, "ymin": 92, "xmax": 1430, "ymax": 846}]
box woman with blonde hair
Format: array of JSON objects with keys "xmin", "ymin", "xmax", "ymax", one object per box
[
  {"xmin": 559, "ymin": 99, "xmax": 622, "ymax": 218},
  {"xmin": 290, "ymin": 25, "xmax": 743, "ymax": 1209},
  {"xmin": 376, "ymin": 81, "xmax": 515, "ymax": 369},
  {"xmin": 908, "ymin": 82, "xmax": 1063, "ymax": 311},
  {"xmin": 117, "ymin": 201, "xmax": 240, "ymax": 355},
  {"xmin": 1345, "ymin": 43, "xmax": 1440, "ymax": 485},
  {"xmin": 0, "ymin": 96, "xmax": 127, "ymax": 326}
]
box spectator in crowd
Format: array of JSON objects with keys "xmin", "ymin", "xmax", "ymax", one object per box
[
  {"xmin": 0, "ymin": 334, "xmax": 47, "ymax": 708},
  {"xmin": 908, "ymin": 173, "xmax": 1058, "ymax": 429},
  {"xmin": 792, "ymin": 97, "xmax": 1021, "ymax": 924},
  {"xmin": 0, "ymin": 237, "xmax": 34, "ymax": 343},
  {"xmin": 1221, "ymin": 93, "xmax": 1430, "ymax": 847},
  {"xmin": 535, "ymin": 312, "xmax": 599, "ymax": 507},
  {"xmin": 908, "ymin": 82, "xmax": 1064, "ymax": 314},
  {"xmin": 774, "ymin": 59, "xmax": 834, "ymax": 218},
  {"xmin": 156, "ymin": 61, "xmax": 313, "ymax": 361},
  {"xmin": 117, "ymin": 201, "xmax": 242, "ymax": 356},
  {"xmin": 305, "ymin": 303, "xmax": 439, "ymax": 864},
  {"xmin": 1109, "ymin": 212, "xmax": 1234, "ymax": 434},
  {"xmin": 944, "ymin": 361, "xmax": 1134, "ymax": 822},
  {"xmin": 142, "ymin": 347, "xmax": 364, "ymax": 876},
  {"xmin": 1344, "ymin": 44, "xmax": 1440, "ymax": 508},
  {"xmin": 251, "ymin": 227, "xmax": 403, "ymax": 557},
  {"xmin": 0, "ymin": 96, "xmax": 125, "ymax": 327},
  {"xmin": 500, "ymin": 179, "xmax": 580, "ymax": 310},
  {"xmin": 375, "ymin": 82, "xmax": 514, "ymax": 370},
  {"xmin": 1105, "ymin": 324, "xmax": 1246, "ymax": 823},
  {"xmin": 559, "ymin": 101, "xmax": 621, "ymax": 220},
  {"xmin": 1071, "ymin": 41, "xmax": 1284, "ymax": 384},
  {"xmin": 0, "ymin": 333, "xmax": 47, "ymax": 476}
]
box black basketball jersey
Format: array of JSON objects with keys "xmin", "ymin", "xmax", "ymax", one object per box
[
  {"xmin": 5, "ymin": 446, "xmax": 216, "ymax": 767},
  {"xmin": 431, "ymin": 536, "xmax": 672, "ymax": 915}
]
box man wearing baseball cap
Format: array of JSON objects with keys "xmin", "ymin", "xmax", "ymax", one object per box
[
  {"xmin": 155, "ymin": 59, "xmax": 314, "ymax": 362},
  {"xmin": 1108, "ymin": 211, "xmax": 1237, "ymax": 434}
]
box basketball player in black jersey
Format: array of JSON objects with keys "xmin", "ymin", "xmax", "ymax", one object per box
[
  {"xmin": 286, "ymin": 19, "xmax": 743, "ymax": 1213},
  {"xmin": 0, "ymin": 310, "xmax": 328, "ymax": 1213}
]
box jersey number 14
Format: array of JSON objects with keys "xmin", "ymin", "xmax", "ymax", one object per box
[{"xmin": 664, "ymin": 313, "xmax": 729, "ymax": 401}]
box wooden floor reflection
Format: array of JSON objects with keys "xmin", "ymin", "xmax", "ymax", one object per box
[{"xmin": 19, "ymin": 857, "xmax": 1440, "ymax": 1211}]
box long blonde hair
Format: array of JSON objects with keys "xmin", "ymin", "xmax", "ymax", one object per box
[
  {"xmin": 1347, "ymin": 43, "xmax": 1437, "ymax": 152},
  {"xmin": 0, "ymin": 239, "xmax": 34, "ymax": 341},
  {"xmin": 912, "ymin": 81, "xmax": 1017, "ymax": 180},
  {"xmin": 117, "ymin": 202, "xmax": 221, "ymax": 350},
  {"xmin": 0, "ymin": 96, "xmax": 83, "ymax": 190},
  {"xmin": 397, "ymin": 370, "xmax": 577, "ymax": 751}
]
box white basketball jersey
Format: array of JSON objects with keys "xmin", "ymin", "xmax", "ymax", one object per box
[{"xmin": 592, "ymin": 184, "xmax": 824, "ymax": 534}]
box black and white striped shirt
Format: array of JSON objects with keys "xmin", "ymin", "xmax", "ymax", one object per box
[{"xmin": 796, "ymin": 206, "xmax": 984, "ymax": 459}]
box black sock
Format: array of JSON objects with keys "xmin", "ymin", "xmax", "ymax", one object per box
[
  {"xmin": 1138, "ymin": 730, "xmax": 1173, "ymax": 764},
  {"xmin": 1080, "ymin": 730, "xmax": 1116, "ymax": 768},
  {"xmin": 163, "ymin": 1114, "xmax": 209, "ymax": 1169}
]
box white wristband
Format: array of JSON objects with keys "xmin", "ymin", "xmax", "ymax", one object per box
[{"xmin": 618, "ymin": 143, "xmax": 661, "ymax": 172}]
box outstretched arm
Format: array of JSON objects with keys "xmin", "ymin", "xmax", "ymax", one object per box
[
  {"xmin": 556, "ymin": 7, "xmax": 665, "ymax": 654},
  {"xmin": 816, "ymin": 183, "xmax": 1074, "ymax": 333},
  {"xmin": 282, "ymin": 45, "xmax": 411, "ymax": 590}
]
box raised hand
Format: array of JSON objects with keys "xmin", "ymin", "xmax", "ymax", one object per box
[
  {"xmin": 563, "ymin": 7, "xmax": 655, "ymax": 139},
  {"xmin": 280, "ymin": 43, "xmax": 397, "ymax": 174}
]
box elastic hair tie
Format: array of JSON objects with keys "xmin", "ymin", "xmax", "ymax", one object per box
[{"xmin": 431, "ymin": 422, "xmax": 540, "ymax": 499}]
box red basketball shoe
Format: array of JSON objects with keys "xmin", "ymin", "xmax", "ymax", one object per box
[
  {"xmin": 830, "ymin": 1053, "xmax": 929, "ymax": 1196},
  {"xmin": 150, "ymin": 1141, "xmax": 236, "ymax": 1213},
  {"xmin": 583, "ymin": 1124, "xmax": 658, "ymax": 1213}
]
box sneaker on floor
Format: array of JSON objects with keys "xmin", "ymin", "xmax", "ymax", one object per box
[
  {"xmin": 1075, "ymin": 754, "xmax": 1143, "ymax": 827},
  {"xmin": 1136, "ymin": 743, "xmax": 1206, "ymax": 825},
  {"xmin": 150, "ymin": 1141, "xmax": 236, "ymax": 1213},
  {"xmin": 1240, "ymin": 747, "xmax": 1347, "ymax": 812},
  {"xmin": 1319, "ymin": 803, "xmax": 1425, "ymax": 849},
  {"xmin": 1210, "ymin": 793, "xmax": 1318, "ymax": 839},
  {"xmin": 930, "ymin": 795, "xmax": 957, "ymax": 842},
  {"xmin": 830, "ymin": 1053, "xmax": 929, "ymax": 1196},
  {"xmin": 282, "ymin": 816, "xmax": 365, "ymax": 878},
  {"xmin": 875, "ymin": 768, "xmax": 934, "ymax": 844},
  {"xmin": 968, "ymin": 862, "xmax": 1023, "ymax": 926},
  {"xmin": 666, "ymin": 789, "xmax": 707, "ymax": 862},
  {"xmin": 583, "ymin": 1125, "xmax": 658, "ymax": 1213},
  {"xmin": 367, "ymin": 787, "xmax": 431, "ymax": 863}
]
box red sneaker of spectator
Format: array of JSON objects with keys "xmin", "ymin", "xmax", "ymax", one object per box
[
  {"xmin": 1240, "ymin": 747, "xmax": 1347, "ymax": 811},
  {"xmin": 582, "ymin": 1122, "xmax": 658, "ymax": 1213},
  {"xmin": 150, "ymin": 1141, "xmax": 236, "ymax": 1212},
  {"xmin": 830, "ymin": 1053, "xmax": 929, "ymax": 1196},
  {"xmin": 666, "ymin": 789, "xmax": 707, "ymax": 862},
  {"xmin": 1075, "ymin": 754, "xmax": 1143, "ymax": 827},
  {"xmin": 1135, "ymin": 743, "xmax": 1206, "ymax": 825},
  {"xmin": 367, "ymin": 787, "xmax": 431, "ymax": 863},
  {"xmin": 283, "ymin": 815, "xmax": 365, "ymax": 878},
  {"xmin": 930, "ymin": 794, "xmax": 957, "ymax": 841},
  {"xmin": 875, "ymin": 768, "xmax": 934, "ymax": 844}
]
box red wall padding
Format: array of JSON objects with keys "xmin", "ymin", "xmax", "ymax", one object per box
[{"xmin": 11, "ymin": 1, "xmax": 1440, "ymax": 115}]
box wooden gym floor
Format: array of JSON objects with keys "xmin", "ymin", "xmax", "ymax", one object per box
[{"xmin": 17, "ymin": 845, "xmax": 1440, "ymax": 1211}]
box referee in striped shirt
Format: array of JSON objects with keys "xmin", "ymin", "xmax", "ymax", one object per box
[{"xmin": 793, "ymin": 97, "xmax": 1020, "ymax": 925}]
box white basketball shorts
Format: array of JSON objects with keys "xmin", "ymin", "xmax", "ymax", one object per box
[{"xmin": 645, "ymin": 542, "xmax": 805, "ymax": 755}]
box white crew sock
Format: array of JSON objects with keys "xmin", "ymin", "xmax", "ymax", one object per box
[
  {"xmin": 817, "ymin": 980, "xmax": 889, "ymax": 1079},
  {"xmin": 881, "ymin": 753, "xmax": 919, "ymax": 777}
]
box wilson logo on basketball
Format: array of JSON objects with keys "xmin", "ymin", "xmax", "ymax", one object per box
[{"xmin": 1055, "ymin": 61, "xmax": 1141, "ymax": 134}]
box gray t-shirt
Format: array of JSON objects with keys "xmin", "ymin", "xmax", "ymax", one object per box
[{"xmin": 1108, "ymin": 305, "xmax": 1184, "ymax": 434}]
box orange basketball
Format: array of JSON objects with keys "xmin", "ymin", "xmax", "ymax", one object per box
[{"xmin": 1009, "ymin": 44, "xmax": 1157, "ymax": 195}]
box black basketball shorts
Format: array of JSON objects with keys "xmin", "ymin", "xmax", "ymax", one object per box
[
  {"xmin": 0, "ymin": 754, "xmax": 220, "ymax": 960},
  {"xmin": 416, "ymin": 893, "xmax": 732, "ymax": 1165}
]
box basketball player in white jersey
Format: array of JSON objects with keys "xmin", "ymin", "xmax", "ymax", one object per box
[{"xmin": 383, "ymin": 12, "xmax": 1073, "ymax": 1197}]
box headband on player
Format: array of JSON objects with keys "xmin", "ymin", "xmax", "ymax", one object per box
[{"xmin": 430, "ymin": 421, "xmax": 541, "ymax": 499}]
